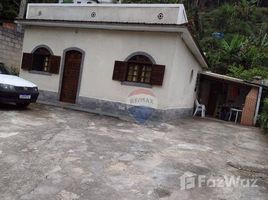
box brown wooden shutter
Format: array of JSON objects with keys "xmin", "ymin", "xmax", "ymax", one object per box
[
  {"xmin": 49, "ymin": 55, "xmax": 61, "ymax": 74},
  {"xmin": 112, "ymin": 61, "xmax": 128, "ymax": 81},
  {"xmin": 21, "ymin": 53, "xmax": 33, "ymax": 70},
  {"xmin": 151, "ymin": 64, "xmax": 165, "ymax": 86}
]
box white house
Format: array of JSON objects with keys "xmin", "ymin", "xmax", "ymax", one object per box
[{"xmin": 17, "ymin": 3, "xmax": 208, "ymax": 122}]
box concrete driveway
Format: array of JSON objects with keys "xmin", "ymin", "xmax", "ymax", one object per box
[{"xmin": 0, "ymin": 103, "xmax": 268, "ymax": 200}]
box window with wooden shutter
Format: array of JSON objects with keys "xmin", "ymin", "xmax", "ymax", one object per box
[
  {"xmin": 150, "ymin": 64, "xmax": 165, "ymax": 86},
  {"xmin": 112, "ymin": 61, "xmax": 128, "ymax": 81},
  {"xmin": 21, "ymin": 53, "xmax": 33, "ymax": 70},
  {"xmin": 122, "ymin": 55, "xmax": 154, "ymax": 84},
  {"xmin": 32, "ymin": 47, "xmax": 51, "ymax": 72},
  {"xmin": 113, "ymin": 54, "xmax": 165, "ymax": 87},
  {"xmin": 49, "ymin": 55, "xmax": 61, "ymax": 74},
  {"xmin": 126, "ymin": 63, "xmax": 153, "ymax": 84}
]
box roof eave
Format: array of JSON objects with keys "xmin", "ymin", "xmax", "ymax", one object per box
[
  {"xmin": 201, "ymin": 71, "xmax": 268, "ymax": 88},
  {"xmin": 15, "ymin": 19, "xmax": 185, "ymax": 32},
  {"xmin": 180, "ymin": 27, "xmax": 208, "ymax": 68}
]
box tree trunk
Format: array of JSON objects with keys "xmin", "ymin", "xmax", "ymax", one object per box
[{"xmin": 18, "ymin": 0, "xmax": 27, "ymax": 19}]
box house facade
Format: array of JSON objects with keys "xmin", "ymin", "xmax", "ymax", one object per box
[{"xmin": 17, "ymin": 4, "xmax": 207, "ymax": 122}]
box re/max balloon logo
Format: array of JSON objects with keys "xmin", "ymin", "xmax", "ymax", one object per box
[{"xmin": 126, "ymin": 89, "xmax": 158, "ymax": 124}]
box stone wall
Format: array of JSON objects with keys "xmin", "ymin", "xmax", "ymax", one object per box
[{"xmin": 0, "ymin": 23, "xmax": 24, "ymax": 72}]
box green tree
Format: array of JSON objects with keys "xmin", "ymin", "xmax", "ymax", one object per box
[
  {"xmin": 0, "ymin": 0, "xmax": 57, "ymax": 20},
  {"xmin": 0, "ymin": 0, "xmax": 20, "ymax": 20},
  {"xmin": 198, "ymin": 1, "xmax": 268, "ymax": 79},
  {"xmin": 206, "ymin": 32, "xmax": 268, "ymax": 79}
]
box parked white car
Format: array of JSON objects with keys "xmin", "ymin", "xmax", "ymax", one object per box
[{"xmin": 0, "ymin": 63, "xmax": 39, "ymax": 107}]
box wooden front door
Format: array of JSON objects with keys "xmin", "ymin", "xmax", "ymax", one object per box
[{"xmin": 60, "ymin": 50, "xmax": 82, "ymax": 103}]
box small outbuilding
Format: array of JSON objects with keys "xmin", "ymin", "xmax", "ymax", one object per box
[
  {"xmin": 16, "ymin": 3, "xmax": 208, "ymax": 122},
  {"xmin": 198, "ymin": 71, "xmax": 266, "ymax": 126}
]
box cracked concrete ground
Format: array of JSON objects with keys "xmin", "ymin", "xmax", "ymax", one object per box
[{"xmin": 0, "ymin": 103, "xmax": 268, "ymax": 200}]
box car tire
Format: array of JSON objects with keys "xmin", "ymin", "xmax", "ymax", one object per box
[{"xmin": 16, "ymin": 103, "xmax": 30, "ymax": 108}]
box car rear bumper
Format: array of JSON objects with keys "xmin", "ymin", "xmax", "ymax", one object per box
[{"xmin": 0, "ymin": 91, "xmax": 39, "ymax": 104}]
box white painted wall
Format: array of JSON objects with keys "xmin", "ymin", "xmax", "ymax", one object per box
[
  {"xmin": 167, "ymin": 35, "xmax": 202, "ymax": 109},
  {"xmin": 21, "ymin": 27, "xmax": 177, "ymax": 109}
]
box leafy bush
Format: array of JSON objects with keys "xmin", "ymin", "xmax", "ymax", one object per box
[
  {"xmin": 259, "ymin": 98, "xmax": 268, "ymax": 133},
  {"xmin": 228, "ymin": 65, "xmax": 268, "ymax": 81},
  {"xmin": 197, "ymin": 2, "xmax": 268, "ymax": 77}
]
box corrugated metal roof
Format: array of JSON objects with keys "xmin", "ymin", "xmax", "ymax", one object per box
[{"xmin": 201, "ymin": 71, "xmax": 267, "ymax": 88}]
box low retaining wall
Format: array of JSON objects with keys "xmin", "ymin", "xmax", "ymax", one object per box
[{"xmin": 38, "ymin": 90, "xmax": 193, "ymax": 123}]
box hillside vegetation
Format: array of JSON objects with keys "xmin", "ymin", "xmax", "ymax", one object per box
[
  {"xmin": 196, "ymin": 1, "xmax": 268, "ymax": 81},
  {"xmin": 0, "ymin": 0, "xmax": 57, "ymax": 20}
]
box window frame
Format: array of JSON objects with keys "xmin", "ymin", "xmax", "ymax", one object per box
[
  {"xmin": 32, "ymin": 47, "xmax": 51, "ymax": 73},
  {"xmin": 112, "ymin": 55, "xmax": 165, "ymax": 87},
  {"xmin": 125, "ymin": 55, "xmax": 154, "ymax": 85},
  {"xmin": 21, "ymin": 46, "xmax": 61, "ymax": 75}
]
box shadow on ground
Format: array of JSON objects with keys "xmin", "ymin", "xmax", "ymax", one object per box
[{"xmin": 0, "ymin": 103, "xmax": 30, "ymax": 111}]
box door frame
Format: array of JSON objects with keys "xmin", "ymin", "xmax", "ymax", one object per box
[{"xmin": 58, "ymin": 47, "xmax": 85, "ymax": 104}]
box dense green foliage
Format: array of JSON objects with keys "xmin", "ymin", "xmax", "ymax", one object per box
[
  {"xmin": 0, "ymin": 0, "xmax": 20, "ymax": 20},
  {"xmin": 259, "ymin": 98, "xmax": 268, "ymax": 133},
  {"xmin": 198, "ymin": 1, "xmax": 268, "ymax": 80},
  {"xmin": 0, "ymin": 0, "xmax": 57, "ymax": 20}
]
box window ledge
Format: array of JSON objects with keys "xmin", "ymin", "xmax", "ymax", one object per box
[
  {"xmin": 121, "ymin": 81, "xmax": 152, "ymax": 88},
  {"xmin": 28, "ymin": 70, "xmax": 52, "ymax": 76}
]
